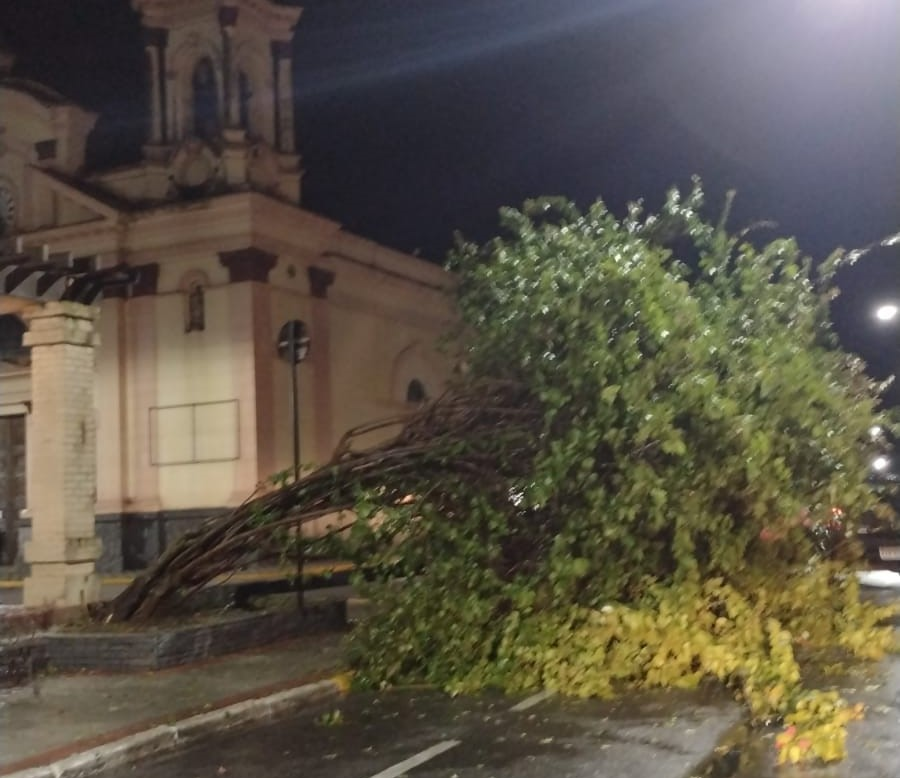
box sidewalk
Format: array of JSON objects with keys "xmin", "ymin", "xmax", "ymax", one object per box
[
  {"xmin": 0, "ymin": 631, "xmax": 348, "ymax": 776},
  {"xmin": 0, "ymin": 567, "xmax": 357, "ymax": 778}
]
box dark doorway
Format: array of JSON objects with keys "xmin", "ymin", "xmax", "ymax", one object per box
[
  {"xmin": 0, "ymin": 414, "xmax": 25, "ymax": 565},
  {"xmin": 0, "ymin": 314, "xmax": 29, "ymax": 366}
]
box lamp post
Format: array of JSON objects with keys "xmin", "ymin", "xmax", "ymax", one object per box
[{"xmin": 277, "ymin": 319, "xmax": 310, "ymax": 608}]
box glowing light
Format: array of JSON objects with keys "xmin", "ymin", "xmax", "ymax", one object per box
[
  {"xmin": 872, "ymin": 456, "xmax": 891, "ymax": 473},
  {"xmin": 874, "ymin": 303, "xmax": 898, "ymax": 323}
]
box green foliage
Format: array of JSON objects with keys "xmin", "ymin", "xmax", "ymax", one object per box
[
  {"xmin": 314, "ymin": 709, "xmax": 344, "ymax": 727},
  {"xmin": 337, "ymin": 180, "xmax": 895, "ymax": 764},
  {"xmin": 270, "ymin": 469, "xmax": 292, "ymax": 489}
]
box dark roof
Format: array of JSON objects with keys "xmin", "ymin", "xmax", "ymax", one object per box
[
  {"xmin": 0, "ymin": 76, "xmax": 70, "ymax": 106},
  {"xmin": 36, "ymin": 166, "xmax": 136, "ymax": 213}
]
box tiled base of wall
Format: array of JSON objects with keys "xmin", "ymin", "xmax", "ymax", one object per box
[
  {"xmin": 13, "ymin": 509, "xmax": 226, "ymax": 574},
  {"xmin": 1, "ymin": 601, "xmax": 346, "ymax": 680}
]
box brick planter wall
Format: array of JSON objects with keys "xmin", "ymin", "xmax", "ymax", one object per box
[
  {"xmin": 0, "ymin": 638, "xmax": 48, "ymax": 687},
  {"xmin": 41, "ymin": 601, "xmax": 346, "ymax": 672}
]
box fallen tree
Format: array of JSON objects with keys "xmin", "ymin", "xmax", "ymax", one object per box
[
  {"xmin": 107, "ymin": 181, "xmax": 898, "ymax": 764},
  {"xmin": 104, "ymin": 379, "xmax": 540, "ymax": 623}
]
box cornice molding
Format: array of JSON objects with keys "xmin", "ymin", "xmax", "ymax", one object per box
[{"xmin": 307, "ymin": 265, "xmax": 335, "ymax": 299}]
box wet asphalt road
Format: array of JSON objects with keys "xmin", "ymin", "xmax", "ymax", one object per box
[{"xmin": 100, "ymin": 687, "xmax": 741, "ymax": 778}]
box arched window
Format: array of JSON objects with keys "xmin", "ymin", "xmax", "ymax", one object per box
[
  {"xmin": 185, "ymin": 282, "xmax": 205, "ymax": 332},
  {"xmin": 406, "ymin": 379, "xmax": 427, "ymax": 404},
  {"xmin": 238, "ymin": 71, "xmax": 253, "ymax": 133},
  {"xmin": 192, "ymin": 57, "xmax": 220, "ymax": 141}
]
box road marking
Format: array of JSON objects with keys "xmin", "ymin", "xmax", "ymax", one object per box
[
  {"xmin": 509, "ymin": 690, "xmax": 555, "ymax": 712},
  {"xmin": 368, "ymin": 739, "xmax": 460, "ymax": 778}
]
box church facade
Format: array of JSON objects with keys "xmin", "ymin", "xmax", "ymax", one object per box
[{"xmin": 0, "ymin": 0, "xmax": 452, "ymax": 589}]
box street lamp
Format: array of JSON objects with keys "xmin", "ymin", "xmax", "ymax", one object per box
[
  {"xmin": 874, "ymin": 303, "xmax": 898, "ymax": 323},
  {"xmin": 872, "ymin": 455, "xmax": 891, "ymax": 473}
]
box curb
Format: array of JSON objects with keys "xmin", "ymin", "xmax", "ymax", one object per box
[{"xmin": 0, "ymin": 676, "xmax": 347, "ymax": 778}]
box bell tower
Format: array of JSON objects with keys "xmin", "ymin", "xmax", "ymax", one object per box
[{"xmin": 133, "ymin": 0, "xmax": 303, "ymax": 202}]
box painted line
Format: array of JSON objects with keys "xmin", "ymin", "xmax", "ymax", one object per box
[
  {"xmin": 509, "ymin": 689, "xmax": 555, "ymax": 712},
  {"xmin": 368, "ymin": 739, "xmax": 460, "ymax": 778}
]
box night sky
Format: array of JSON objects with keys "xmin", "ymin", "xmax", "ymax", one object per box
[{"xmin": 0, "ymin": 0, "xmax": 898, "ymax": 394}]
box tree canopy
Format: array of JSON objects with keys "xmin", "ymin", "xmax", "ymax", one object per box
[{"xmin": 340, "ymin": 181, "xmax": 896, "ymax": 764}]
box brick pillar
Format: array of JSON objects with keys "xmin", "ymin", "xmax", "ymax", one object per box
[{"xmin": 22, "ymin": 302, "xmax": 101, "ymax": 608}]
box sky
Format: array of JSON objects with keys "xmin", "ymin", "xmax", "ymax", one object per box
[{"xmin": 0, "ymin": 0, "xmax": 898, "ymax": 391}]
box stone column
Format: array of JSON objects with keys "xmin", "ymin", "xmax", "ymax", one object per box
[
  {"xmin": 272, "ymin": 41, "xmax": 295, "ymax": 153},
  {"xmin": 165, "ymin": 69, "xmax": 178, "ymax": 143},
  {"xmin": 143, "ymin": 28, "xmax": 168, "ymax": 147},
  {"xmin": 126, "ymin": 264, "xmax": 161, "ymax": 514},
  {"xmin": 22, "ymin": 302, "xmax": 101, "ymax": 608},
  {"xmin": 219, "ymin": 7, "xmax": 239, "ymax": 127},
  {"xmin": 146, "ymin": 46, "xmax": 162, "ymax": 144},
  {"xmin": 219, "ymin": 248, "xmax": 278, "ymax": 495}
]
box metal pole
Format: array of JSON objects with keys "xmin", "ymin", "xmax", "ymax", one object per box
[
  {"xmin": 290, "ymin": 321, "xmax": 304, "ymax": 610},
  {"xmin": 290, "ymin": 322, "xmax": 300, "ymax": 484}
]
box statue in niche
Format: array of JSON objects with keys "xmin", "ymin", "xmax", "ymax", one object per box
[
  {"xmin": 192, "ymin": 57, "xmax": 220, "ymax": 141},
  {"xmin": 406, "ymin": 379, "xmax": 427, "ymax": 405},
  {"xmin": 186, "ymin": 283, "xmax": 205, "ymax": 332}
]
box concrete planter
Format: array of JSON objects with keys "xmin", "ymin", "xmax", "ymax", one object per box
[
  {"xmin": 0, "ymin": 636, "xmax": 47, "ymax": 687},
  {"xmin": 41, "ymin": 601, "xmax": 346, "ymax": 672}
]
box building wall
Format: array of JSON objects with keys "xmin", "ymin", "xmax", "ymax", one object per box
[
  {"xmin": 0, "ymin": 367, "xmax": 30, "ymax": 407},
  {"xmin": 2, "ymin": 71, "xmax": 454, "ymax": 572},
  {"xmin": 0, "ymin": 85, "xmax": 96, "ymax": 233},
  {"xmin": 1, "ymin": 0, "xmax": 455, "ymax": 577},
  {"xmin": 152, "ymin": 283, "xmax": 239, "ymax": 507},
  {"xmin": 92, "ymin": 199, "xmax": 452, "ymax": 568}
]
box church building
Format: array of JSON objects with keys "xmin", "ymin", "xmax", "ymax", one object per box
[{"xmin": 0, "ymin": 0, "xmax": 452, "ymax": 605}]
